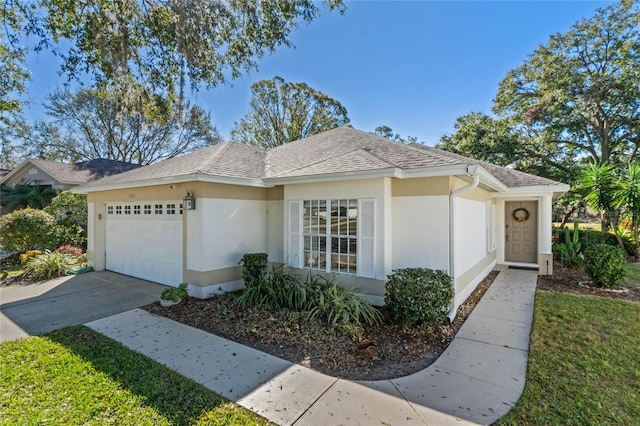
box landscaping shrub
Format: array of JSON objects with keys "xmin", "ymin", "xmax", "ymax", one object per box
[
  {"xmin": 237, "ymin": 266, "xmax": 308, "ymax": 310},
  {"xmin": 239, "ymin": 253, "xmax": 269, "ymax": 287},
  {"xmin": 20, "ymin": 250, "xmax": 43, "ymax": 267},
  {"xmin": 54, "ymin": 244, "xmax": 83, "ymax": 258},
  {"xmin": 23, "ymin": 250, "xmax": 78, "ymax": 280},
  {"xmin": 236, "ymin": 267, "xmax": 381, "ymax": 328},
  {"xmin": 552, "ymin": 243, "xmax": 583, "ymax": 268},
  {"xmin": 0, "ymin": 208, "xmax": 58, "ymax": 253},
  {"xmin": 583, "ymin": 244, "xmax": 627, "ymax": 288},
  {"xmin": 54, "ymin": 223, "xmax": 86, "ymax": 249},
  {"xmin": 306, "ymin": 278, "xmax": 382, "ymax": 327},
  {"xmin": 385, "ymin": 268, "xmax": 454, "ymax": 326}
]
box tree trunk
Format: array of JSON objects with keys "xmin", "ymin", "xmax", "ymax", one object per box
[{"xmin": 559, "ymin": 207, "xmax": 577, "ymax": 229}]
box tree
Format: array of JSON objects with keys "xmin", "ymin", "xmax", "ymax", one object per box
[
  {"xmin": 26, "ymin": 88, "xmax": 222, "ymax": 165},
  {"xmin": 0, "ymin": 183, "xmax": 56, "ymax": 212},
  {"xmin": 494, "ymin": 1, "xmax": 640, "ymax": 169},
  {"xmin": 44, "ymin": 191, "xmax": 88, "ymax": 228},
  {"xmin": 231, "ymin": 76, "xmax": 350, "ymax": 148},
  {"xmin": 437, "ymin": 113, "xmax": 519, "ymax": 167},
  {"xmin": 4, "ymin": 0, "xmax": 344, "ymax": 111},
  {"xmin": 1, "ymin": 3, "xmax": 29, "ymax": 170},
  {"xmin": 374, "ymin": 125, "xmax": 420, "ymax": 144}
]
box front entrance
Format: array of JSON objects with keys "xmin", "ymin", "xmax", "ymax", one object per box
[{"xmin": 505, "ymin": 201, "xmax": 538, "ymax": 263}]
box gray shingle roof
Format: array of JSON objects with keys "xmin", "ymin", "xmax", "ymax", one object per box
[
  {"xmin": 409, "ymin": 144, "xmax": 562, "ymax": 188},
  {"xmin": 78, "ymin": 127, "xmax": 566, "ymax": 190},
  {"xmin": 80, "ymin": 143, "xmax": 265, "ymax": 187},
  {"xmin": 6, "ymin": 158, "xmax": 140, "ymax": 184}
]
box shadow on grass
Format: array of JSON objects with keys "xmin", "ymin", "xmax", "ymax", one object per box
[{"xmin": 45, "ymin": 325, "xmax": 245, "ymax": 425}]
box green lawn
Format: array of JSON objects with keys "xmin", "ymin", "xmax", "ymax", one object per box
[
  {"xmin": 498, "ymin": 292, "xmax": 640, "ymax": 425},
  {"xmin": 624, "ymin": 262, "xmax": 640, "ymax": 287},
  {"xmin": 0, "ymin": 326, "xmax": 271, "ymax": 425}
]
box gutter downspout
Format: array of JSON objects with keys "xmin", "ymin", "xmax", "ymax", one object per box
[{"xmin": 448, "ymin": 165, "xmax": 480, "ymax": 321}]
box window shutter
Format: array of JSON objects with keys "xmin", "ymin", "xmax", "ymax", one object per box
[
  {"xmin": 288, "ymin": 201, "xmax": 302, "ymax": 268},
  {"xmin": 358, "ymin": 199, "xmax": 375, "ymax": 278}
]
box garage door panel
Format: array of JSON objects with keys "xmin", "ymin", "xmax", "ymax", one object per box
[{"xmin": 105, "ymin": 202, "xmax": 183, "ymax": 287}]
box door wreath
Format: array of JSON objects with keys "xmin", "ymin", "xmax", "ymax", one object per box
[{"xmin": 512, "ymin": 207, "xmax": 530, "ymax": 222}]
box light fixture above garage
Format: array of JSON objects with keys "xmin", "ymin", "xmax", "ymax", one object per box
[{"xmin": 183, "ymin": 191, "xmax": 196, "ymax": 210}]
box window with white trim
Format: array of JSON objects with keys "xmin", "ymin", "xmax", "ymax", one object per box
[
  {"xmin": 166, "ymin": 203, "xmax": 176, "ymax": 215},
  {"xmin": 154, "ymin": 204, "xmax": 163, "ymax": 215},
  {"xmin": 302, "ymin": 199, "xmax": 359, "ymax": 275},
  {"xmin": 143, "ymin": 204, "xmax": 151, "ymax": 215},
  {"xmin": 107, "ymin": 205, "xmax": 114, "ymax": 215},
  {"xmin": 115, "ymin": 205, "xmax": 122, "ymax": 215},
  {"xmin": 124, "ymin": 205, "xmax": 131, "ymax": 215}
]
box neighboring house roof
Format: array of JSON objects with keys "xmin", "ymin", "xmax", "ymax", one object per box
[
  {"xmin": 1, "ymin": 158, "xmax": 141, "ymax": 186},
  {"xmin": 76, "ymin": 127, "xmax": 569, "ymax": 194}
]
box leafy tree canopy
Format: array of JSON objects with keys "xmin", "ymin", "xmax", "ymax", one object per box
[
  {"xmin": 3, "ymin": 0, "xmax": 344, "ymax": 111},
  {"xmin": 231, "ymin": 76, "xmax": 350, "ymax": 148},
  {"xmin": 374, "ymin": 125, "xmax": 421, "ymax": 144},
  {"xmin": 25, "ymin": 88, "xmax": 222, "ymax": 165},
  {"xmin": 494, "ymin": 0, "xmax": 640, "ymax": 167}
]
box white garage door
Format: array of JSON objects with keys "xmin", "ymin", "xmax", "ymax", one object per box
[{"xmin": 105, "ymin": 202, "xmax": 183, "ymax": 287}]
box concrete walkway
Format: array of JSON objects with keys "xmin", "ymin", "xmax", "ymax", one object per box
[{"xmin": 86, "ymin": 268, "xmax": 537, "ymax": 425}]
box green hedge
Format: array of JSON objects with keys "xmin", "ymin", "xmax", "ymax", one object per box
[
  {"xmin": 583, "ymin": 244, "xmax": 627, "ymax": 288},
  {"xmin": 385, "ymin": 268, "xmax": 453, "ymax": 326}
]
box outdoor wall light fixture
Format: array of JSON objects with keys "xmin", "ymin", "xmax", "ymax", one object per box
[{"xmin": 183, "ymin": 191, "xmax": 196, "ymax": 210}]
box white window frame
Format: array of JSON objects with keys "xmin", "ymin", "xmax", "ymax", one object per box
[{"xmin": 291, "ymin": 198, "xmax": 375, "ymax": 278}]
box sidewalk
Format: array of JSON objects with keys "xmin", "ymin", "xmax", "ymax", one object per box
[{"xmin": 86, "ymin": 268, "xmax": 537, "ymax": 425}]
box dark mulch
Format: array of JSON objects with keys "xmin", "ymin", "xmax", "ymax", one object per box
[
  {"xmin": 143, "ymin": 272, "xmax": 498, "ymax": 381},
  {"xmin": 538, "ymin": 261, "xmax": 640, "ymax": 303}
]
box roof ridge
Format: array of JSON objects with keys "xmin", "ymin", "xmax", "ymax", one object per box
[
  {"xmin": 268, "ymin": 147, "xmax": 387, "ymax": 178},
  {"xmin": 195, "ymin": 142, "xmax": 231, "ymax": 174}
]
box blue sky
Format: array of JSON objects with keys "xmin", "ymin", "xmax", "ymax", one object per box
[{"xmin": 24, "ymin": 1, "xmax": 612, "ymax": 146}]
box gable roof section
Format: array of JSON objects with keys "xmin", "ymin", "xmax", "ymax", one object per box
[
  {"xmin": 1, "ymin": 158, "xmax": 140, "ymax": 186},
  {"xmin": 75, "ymin": 126, "xmax": 568, "ymax": 193},
  {"xmin": 79, "ymin": 143, "xmax": 266, "ymax": 189}
]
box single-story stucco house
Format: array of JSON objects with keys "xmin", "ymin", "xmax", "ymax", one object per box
[{"xmin": 74, "ymin": 127, "xmax": 568, "ymax": 317}]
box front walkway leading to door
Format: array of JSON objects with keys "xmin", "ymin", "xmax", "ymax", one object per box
[{"xmin": 86, "ymin": 268, "xmax": 537, "ymax": 425}]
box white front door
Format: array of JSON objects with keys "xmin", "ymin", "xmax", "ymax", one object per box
[
  {"xmin": 505, "ymin": 201, "xmax": 538, "ymax": 263},
  {"xmin": 105, "ymin": 202, "xmax": 183, "ymax": 286}
]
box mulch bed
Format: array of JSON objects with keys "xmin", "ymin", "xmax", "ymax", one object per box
[
  {"xmin": 538, "ymin": 261, "xmax": 640, "ymax": 303},
  {"xmin": 143, "ymin": 272, "xmax": 498, "ymax": 381}
]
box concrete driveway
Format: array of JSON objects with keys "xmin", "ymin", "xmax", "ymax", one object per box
[{"xmin": 0, "ymin": 271, "xmax": 166, "ymax": 343}]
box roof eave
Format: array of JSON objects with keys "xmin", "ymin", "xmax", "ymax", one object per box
[
  {"xmin": 0, "ymin": 159, "xmax": 63, "ymax": 185},
  {"xmin": 73, "ymin": 173, "xmax": 267, "ymax": 194},
  {"xmin": 492, "ymin": 184, "xmax": 570, "ymax": 199}
]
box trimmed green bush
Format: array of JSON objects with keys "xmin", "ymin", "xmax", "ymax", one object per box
[
  {"xmin": 23, "ymin": 250, "xmax": 78, "ymax": 280},
  {"xmin": 583, "ymin": 244, "xmax": 627, "ymax": 288},
  {"xmin": 54, "ymin": 223, "xmax": 86, "ymax": 249},
  {"xmin": 0, "ymin": 208, "xmax": 58, "ymax": 253},
  {"xmin": 239, "ymin": 253, "xmax": 269, "ymax": 287},
  {"xmin": 385, "ymin": 268, "xmax": 454, "ymax": 326}
]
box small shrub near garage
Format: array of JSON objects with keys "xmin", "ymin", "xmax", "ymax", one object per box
[
  {"xmin": 583, "ymin": 244, "xmax": 627, "ymax": 288},
  {"xmin": 0, "ymin": 208, "xmax": 58, "ymax": 253},
  {"xmin": 23, "ymin": 250, "xmax": 78, "ymax": 280},
  {"xmin": 385, "ymin": 268, "xmax": 454, "ymax": 326},
  {"xmin": 239, "ymin": 252, "xmax": 269, "ymax": 287}
]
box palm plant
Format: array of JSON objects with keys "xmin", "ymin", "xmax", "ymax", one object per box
[
  {"xmin": 0, "ymin": 182, "xmax": 56, "ymax": 212},
  {"xmin": 613, "ymin": 162, "xmax": 640, "ymax": 256},
  {"xmin": 580, "ymin": 162, "xmax": 617, "ymax": 232}
]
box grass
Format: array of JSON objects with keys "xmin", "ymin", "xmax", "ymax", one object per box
[
  {"xmin": 624, "ymin": 262, "xmax": 640, "ymax": 287},
  {"xmin": 0, "ymin": 326, "xmax": 271, "ymax": 425},
  {"xmin": 498, "ymin": 292, "xmax": 640, "ymax": 425}
]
